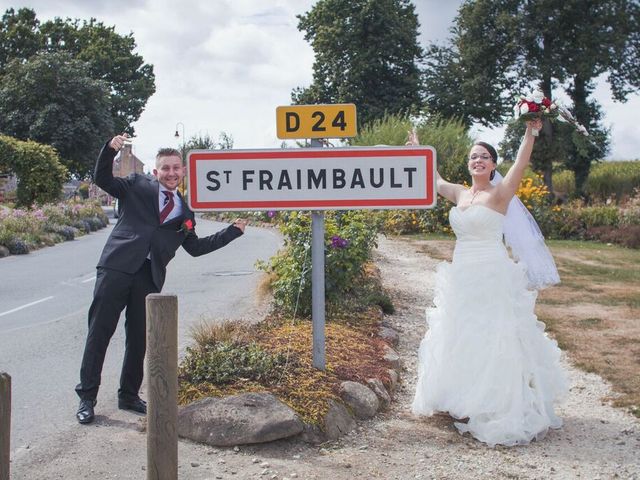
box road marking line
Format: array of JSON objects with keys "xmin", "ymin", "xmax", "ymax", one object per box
[
  {"xmin": 81, "ymin": 276, "xmax": 96, "ymax": 283},
  {"xmin": 0, "ymin": 296, "xmax": 55, "ymax": 317}
]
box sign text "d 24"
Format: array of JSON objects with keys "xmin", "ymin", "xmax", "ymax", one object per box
[{"xmin": 276, "ymin": 104, "xmax": 357, "ymax": 139}]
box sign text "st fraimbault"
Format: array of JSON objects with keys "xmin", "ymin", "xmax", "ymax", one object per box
[
  {"xmin": 276, "ymin": 104, "xmax": 357, "ymax": 139},
  {"xmin": 187, "ymin": 146, "xmax": 437, "ymax": 211}
]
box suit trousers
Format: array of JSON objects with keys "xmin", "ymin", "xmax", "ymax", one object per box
[{"xmin": 75, "ymin": 259, "xmax": 158, "ymax": 401}]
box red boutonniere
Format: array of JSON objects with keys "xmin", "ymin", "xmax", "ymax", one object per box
[{"xmin": 179, "ymin": 218, "xmax": 194, "ymax": 234}]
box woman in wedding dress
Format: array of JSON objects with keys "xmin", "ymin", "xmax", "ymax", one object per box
[{"xmin": 411, "ymin": 118, "xmax": 568, "ymax": 447}]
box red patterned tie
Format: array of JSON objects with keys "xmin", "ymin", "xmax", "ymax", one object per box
[{"xmin": 159, "ymin": 191, "xmax": 174, "ymax": 223}]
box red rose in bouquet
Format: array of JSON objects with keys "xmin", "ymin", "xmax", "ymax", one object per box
[{"xmin": 514, "ymin": 89, "xmax": 589, "ymax": 137}]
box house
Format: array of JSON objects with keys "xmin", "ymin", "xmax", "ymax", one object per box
[{"xmin": 90, "ymin": 144, "xmax": 145, "ymax": 204}]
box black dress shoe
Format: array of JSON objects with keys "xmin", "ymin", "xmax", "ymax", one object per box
[
  {"xmin": 118, "ymin": 396, "xmax": 147, "ymax": 414},
  {"xmin": 76, "ymin": 399, "xmax": 96, "ymax": 424}
]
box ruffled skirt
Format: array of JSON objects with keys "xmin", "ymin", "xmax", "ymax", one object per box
[{"xmin": 412, "ymin": 243, "xmax": 568, "ymax": 447}]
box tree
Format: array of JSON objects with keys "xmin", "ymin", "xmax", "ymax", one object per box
[
  {"xmin": 292, "ymin": 0, "xmax": 424, "ymax": 128},
  {"xmin": 0, "ymin": 7, "xmax": 155, "ymax": 135},
  {"xmin": 0, "ymin": 52, "xmax": 114, "ymax": 177},
  {"xmin": 423, "ymin": 0, "xmax": 640, "ymax": 195}
]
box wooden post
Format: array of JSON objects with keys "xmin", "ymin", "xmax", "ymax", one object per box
[
  {"xmin": 146, "ymin": 294, "xmax": 178, "ymax": 480},
  {"xmin": 0, "ymin": 372, "xmax": 10, "ymax": 480}
]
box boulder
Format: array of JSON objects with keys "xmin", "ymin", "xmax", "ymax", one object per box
[
  {"xmin": 178, "ymin": 392, "xmax": 303, "ymax": 446},
  {"xmin": 383, "ymin": 345, "xmax": 402, "ymax": 370},
  {"xmin": 299, "ymin": 400, "xmax": 356, "ymax": 444},
  {"xmin": 387, "ymin": 368, "xmax": 400, "ymax": 392},
  {"xmin": 378, "ymin": 326, "xmax": 400, "ymax": 346},
  {"xmin": 339, "ymin": 381, "xmax": 379, "ymax": 419},
  {"xmin": 366, "ymin": 378, "xmax": 391, "ymax": 409}
]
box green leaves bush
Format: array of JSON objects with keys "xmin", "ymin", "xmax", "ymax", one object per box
[
  {"xmin": 259, "ymin": 210, "xmax": 380, "ymax": 316},
  {"xmin": 351, "ymin": 113, "xmax": 472, "ymax": 235},
  {"xmin": 552, "ymin": 161, "xmax": 640, "ymax": 202},
  {"xmin": 0, "ymin": 135, "xmax": 68, "ymax": 207},
  {"xmin": 179, "ymin": 342, "xmax": 285, "ymax": 385}
]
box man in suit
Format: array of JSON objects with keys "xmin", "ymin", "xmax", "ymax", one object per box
[{"xmin": 75, "ymin": 134, "xmax": 247, "ymax": 424}]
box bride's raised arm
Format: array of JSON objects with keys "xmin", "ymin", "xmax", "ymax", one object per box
[
  {"xmin": 406, "ymin": 129, "xmax": 464, "ymax": 204},
  {"xmin": 495, "ymin": 118, "xmax": 542, "ymax": 203}
]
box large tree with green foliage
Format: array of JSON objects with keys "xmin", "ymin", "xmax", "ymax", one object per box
[
  {"xmin": 0, "ymin": 52, "xmax": 114, "ymax": 177},
  {"xmin": 0, "ymin": 7, "xmax": 155, "ymax": 135},
  {"xmin": 292, "ymin": 0, "xmax": 424, "ymax": 128},
  {"xmin": 423, "ymin": 0, "xmax": 640, "ymax": 195}
]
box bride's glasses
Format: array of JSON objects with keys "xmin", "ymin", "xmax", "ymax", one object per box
[{"xmin": 469, "ymin": 153, "xmax": 492, "ymax": 161}]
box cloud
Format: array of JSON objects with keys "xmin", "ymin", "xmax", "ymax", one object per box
[{"xmin": 0, "ymin": 0, "xmax": 637, "ymax": 168}]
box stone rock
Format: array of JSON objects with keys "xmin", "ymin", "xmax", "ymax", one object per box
[
  {"xmin": 366, "ymin": 378, "xmax": 391, "ymax": 409},
  {"xmin": 299, "ymin": 400, "xmax": 356, "ymax": 444},
  {"xmin": 387, "ymin": 369, "xmax": 400, "ymax": 392},
  {"xmin": 383, "ymin": 345, "xmax": 402, "ymax": 370},
  {"xmin": 339, "ymin": 381, "xmax": 379, "ymax": 419},
  {"xmin": 178, "ymin": 392, "xmax": 303, "ymax": 446},
  {"xmin": 378, "ymin": 326, "xmax": 400, "ymax": 346},
  {"xmin": 0, "ymin": 245, "xmax": 9, "ymax": 258}
]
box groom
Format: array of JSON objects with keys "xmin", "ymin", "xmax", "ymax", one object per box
[{"xmin": 75, "ymin": 134, "xmax": 247, "ymax": 424}]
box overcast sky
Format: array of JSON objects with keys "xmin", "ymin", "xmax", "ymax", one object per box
[{"xmin": 1, "ymin": 0, "xmax": 638, "ymax": 172}]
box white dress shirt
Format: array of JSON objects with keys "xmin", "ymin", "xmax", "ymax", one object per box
[{"xmin": 159, "ymin": 187, "xmax": 183, "ymax": 223}]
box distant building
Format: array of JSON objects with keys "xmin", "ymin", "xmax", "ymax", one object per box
[
  {"xmin": 90, "ymin": 144, "xmax": 145, "ymax": 204},
  {"xmin": 0, "ymin": 173, "xmax": 17, "ymax": 203}
]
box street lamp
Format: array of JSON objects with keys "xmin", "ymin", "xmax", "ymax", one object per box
[
  {"xmin": 174, "ymin": 122, "xmax": 185, "ymax": 147},
  {"xmin": 174, "ymin": 122, "xmax": 186, "ymax": 192}
]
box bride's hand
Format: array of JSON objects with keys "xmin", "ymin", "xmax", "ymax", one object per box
[
  {"xmin": 526, "ymin": 118, "xmax": 543, "ymax": 133},
  {"xmin": 405, "ymin": 128, "xmax": 420, "ymax": 146}
]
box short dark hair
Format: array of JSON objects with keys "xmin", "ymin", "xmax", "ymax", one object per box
[
  {"xmin": 155, "ymin": 148, "xmax": 183, "ymax": 167},
  {"xmin": 473, "ymin": 141, "xmax": 498, "ymax": 164}
]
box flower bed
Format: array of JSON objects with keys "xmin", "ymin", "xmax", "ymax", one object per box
[{"xmin": 0, "ymin": 200, "xmax": 108, "ymax": 256}]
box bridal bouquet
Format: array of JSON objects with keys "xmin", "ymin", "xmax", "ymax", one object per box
[
  {"xmin": 514, "ymin": 89, "xmax": 589, "ymax": 137},
  {"xmin": 513, "ymin": 90, "xmax": 558, "ymax": 136}
]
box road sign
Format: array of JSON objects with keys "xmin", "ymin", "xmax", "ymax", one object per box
[
  {"xmin": 187, "ymin": 146, "xmax": 436, "ymax": 211},
  {"xmin": 276, "ymin": 104, "xmax": 357, "ymax": 139}
]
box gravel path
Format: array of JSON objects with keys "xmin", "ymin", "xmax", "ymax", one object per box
[{"xmin": 11, "ymin": 235, "xmax": 640, "ymax": 479}]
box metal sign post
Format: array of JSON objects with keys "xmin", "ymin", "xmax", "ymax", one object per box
[{"xmin": 309, "ymin": 138, "xmax": 326, "ymax": 370}]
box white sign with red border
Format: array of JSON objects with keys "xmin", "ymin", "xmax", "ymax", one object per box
[{"xmin": 187, "ymin": 146, "xmax": 436, "ymax": 211}]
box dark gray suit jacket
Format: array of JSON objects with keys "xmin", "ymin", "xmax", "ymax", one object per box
[{"xmin": 94, "ymin": 142, "xmax": 243, "ymax": 290}]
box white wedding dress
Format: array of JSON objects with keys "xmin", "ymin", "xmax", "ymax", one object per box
[{"xmin": 412, "ymin": 204, "xmax": 568, "ymax": 447}]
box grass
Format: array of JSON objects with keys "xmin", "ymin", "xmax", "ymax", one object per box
[{"xmin": 535, "ymin": 241, "xmax": 640, "ymax": 417}]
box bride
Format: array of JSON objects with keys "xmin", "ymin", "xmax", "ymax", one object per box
[{"xmin": 411, "ymin": 118, "xmax": 568, "ymax": 447}]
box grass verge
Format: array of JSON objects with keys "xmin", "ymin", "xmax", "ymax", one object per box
[{"xmin": 408, "ymin": 234, "xmax": 640, "ymax": 418}]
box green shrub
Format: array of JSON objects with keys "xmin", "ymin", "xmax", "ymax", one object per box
[
  {"xmin": 578, "ymin": 206, "xmax": 620, "ymax": 229},
  {"xmin": 351, "ymin": 113, "xmax": 472, "ymax": 235},
  {"xmin": 259, "ymin": 210, "xmax": 379, "ymax": 316},
  {"xmin": 552, "ymin": 161, "xmax": 640, "ymax": 202},
  {"xmin": 0, "ymin": 135, "xmax": 68, "ymax": 207},
  {"xmin": 552, "ymin": 170, "xmax": 575, "ymax": 197},
  {"xmin": 179, "ymin": 342, "xmax": 285, "ymax": 385}
]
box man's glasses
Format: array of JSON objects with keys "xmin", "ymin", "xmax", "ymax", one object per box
[{"xmin": 469, "ymin": 153, "xmax": 492, "ymax": 161}]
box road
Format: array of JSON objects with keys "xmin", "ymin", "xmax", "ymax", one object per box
[{"xmin": 0, "ymin": 212, "xmax": 281, "ymax": 454}]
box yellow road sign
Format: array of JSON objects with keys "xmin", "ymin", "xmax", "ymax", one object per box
[{"xmin": 276, "ymin": 104, "xmax": 357, "ymax": 139}]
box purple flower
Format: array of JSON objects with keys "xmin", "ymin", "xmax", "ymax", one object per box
[
  {"xmin": 330, "ymin": 235, "xmax": 349, "ymax": 249},
  {"xmin": 267, "ymin": 210, "xmax": 277, "ymax": 218}
]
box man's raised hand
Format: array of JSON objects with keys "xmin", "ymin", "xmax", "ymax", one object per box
[{"xmin": 109, "ymin": 134, "xmax": 131, "ymax": 151}]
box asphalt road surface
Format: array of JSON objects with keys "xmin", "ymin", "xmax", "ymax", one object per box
[{"xmin": 0, "ymin": 212, "xmax": 281, "ymax": 454}]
